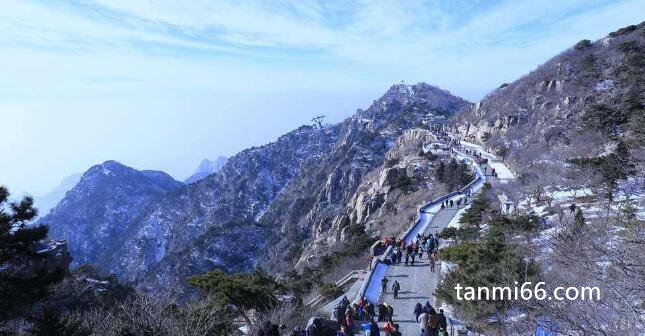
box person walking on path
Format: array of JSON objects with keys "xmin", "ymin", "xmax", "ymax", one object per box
[
  {"xmin": 381, "ymin": 277, "xmax": 389, "ymax": 294},
  {"xmin": 449, "ymin": 199, "xmax": 454, "ymax": 207},
  {"xmin": 383, "ymin": 320, "xmax": 395, "ymax": 336},
  {"xmin": 428, "ymin": 311, "xmax": 441, "ymax": 336},
  {"xmin": 414, "ymin": 302, "xmax": 424, "ymax": 322},
  {"xmin": 345, "ymin": 313, "xmax": 353, "ymax": 331},
  {"xmin": 377, "ymin": 303, "xmax": 386, "ymax": 322},
  {"xmin": 418, "ymin": 311, "xmax": 429, "ymax": 334},
  {"xmin": 404, "ymin": 253, "xmax": 409, "ymax": 266},
  {"xmin": 392, "ymin": 280, "xmax": 401, "ymax": 299},
  {"xmin": 369, "ymin": 319, "xmax": 380, "ymax": 336},
  {"xmin": 410, "ymin": 251, "xmax": 416, "ymax": 266},
  {"xmin": 366, "ymin": 302, "xmax": 376, "ymax": 321},
  {"xmin": 385, "ymin": 303, "xmax": 394, "ymax": 321},
  {"xmin": 429, "ymin": 255, "xmax": 436, "ymax": 273},
  {"xmin": 424, "ymin": 301, "xmax": 436, "ymax": 315},
  {"xmin": 389, "ymin": 252, "xmax": 396, "ymax": 265},
  {"xmin": 390, "ymin": 324, "xmax": 401, "ymax": 336},
  {"xmin": 438, "ymin": 309, "xmax": 448, "ymax": 331}
]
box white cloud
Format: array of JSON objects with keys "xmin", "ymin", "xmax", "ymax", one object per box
[{"xmin": 1, "ymin": 0, "xmax": 642, "ymax": 196}]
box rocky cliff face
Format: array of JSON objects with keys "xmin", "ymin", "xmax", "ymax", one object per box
[
  {"xmin": 128, "ymin": 125, "xmax": 341, "ymax": 293},
  {"xmin": 42, "ymin": 161, "xmax": 182, "ymax": 268},
  {"xmin": 453, "ymin": 22, "xmax": 644, "ymax": 172},
  {"xmin": 258, "ymin": 83, "xmax": 469, "ymax": 270}
]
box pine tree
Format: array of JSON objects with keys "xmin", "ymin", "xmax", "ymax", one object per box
[
  {"xmin": 188, "ymin": 268, "xmax": 279, "ymax": 326},
  {"xmin": 572, "ymin": 209, "xmax": 586, "ymax": 234},
  {"xmin": 601, "ymin": 140, "xmax": 636, "ymax": 201},
  {"xmin": 435, "ymin": 161, "xmax": 446, "ymax": 182},
  {"xmin": 0, "ymin": 186, "xmax": 66, "ymax": 320}
]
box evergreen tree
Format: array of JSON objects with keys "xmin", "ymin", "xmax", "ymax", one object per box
[
  {"xmin": 188, "ymin": 268, "xmax": 279, "ymax": 325},
  {"xmin": 0, "ymin": 186, "xmax": 66, "ymax": 320},
  {"xmin": 446, "ymin": 158, "xmax": 460, "ymax": 190},
  {"xmin": 435, "ymin": 161, "xmax": 446, "ymax": 182},
  {"xmin": 601, "ymin": 140, "xmax": 635, "ymax": 202},
  {"xmin": 572, "ymin": 209, "xmax": 586, "ymax": 234},
  {"xmin": 457, "ymin": 161, "xmax": 473, "ymax": 187},
  {"xmin": 458, "ymin": 191, "xmax": 490, "ymax": 229}
]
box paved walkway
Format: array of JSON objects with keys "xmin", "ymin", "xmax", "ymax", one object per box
[{"xmin": 377, "ymin": 205, "xmax": 465, "ymax": 335}]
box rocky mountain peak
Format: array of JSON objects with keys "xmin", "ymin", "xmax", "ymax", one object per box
[
  {"xmin": 43, "ymin": 161, "xmax": 182, "ymax": 269},
  {"xmin": 185, "ymin": 157, "xmax": 229, "ymax": 184}
]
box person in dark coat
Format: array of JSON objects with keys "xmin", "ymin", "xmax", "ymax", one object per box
[
  {"xmin": 414, "ymin": 302, "xmax": 424, "ymax": 322},
  {"xmin": 428, "ymin": 312, "xmax": 441, "ymax": 336},
  {"xmin": 424, "ymin": 301, "xmax": 436, "ymax": 315},
  {"xmin": 334, "ymin": 304, "xmax": 344, "ymax": 326},
  {"xmin": 381, "ymin": 277, "xmax": 389, "ymax": 294},
  {"xmin": 390, "ymin": 324, "xmax": 401, "ymax": 336},
  {"xmin": 385, "ymin": 303, "xmax": 394, "ymax": 321},
  {"xmin": 376, "ymin": 303, "xmax": 384, "ymax": 322},
  {"xmin": 438, "ymin": 309, "xmax": 448, "ymax": 330},
  {"xmin": 392, "ymin": 281, "xmax": 401, "ymax": 298},
  {"xmin": 369, "ymin": 319, "xmax": 380, "ymax": 336},
  {"xmin": 341, "ymin": 296, "xmax": 350, "ymax": 308},
  {"xmin": 366, "ymin": 303, "xmax": 376, "ymax": 320}
]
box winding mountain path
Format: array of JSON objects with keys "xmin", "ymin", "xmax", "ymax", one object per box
[
  {"xmin": 318, "ymin": 139, "xmax": 516, "ymax": 335},
  {"xmin": 347, "ymin": 141, "xmax": 515, "ymax": 335}
]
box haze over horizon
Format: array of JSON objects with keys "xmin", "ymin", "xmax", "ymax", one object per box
[{"xmin": 1, "ymin": 0, "xmax": 642, "ymax": 197}]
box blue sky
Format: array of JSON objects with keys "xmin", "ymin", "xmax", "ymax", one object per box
[{"xmin": 1, "ymin": 0, "xmax": 643, "ymax": 196}]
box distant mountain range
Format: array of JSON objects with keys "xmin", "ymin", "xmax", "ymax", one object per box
[{"xmin": 34, "ymin": 173, "xmax": 82, "ymax": 218}]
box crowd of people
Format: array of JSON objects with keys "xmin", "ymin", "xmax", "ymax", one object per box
[
  {"xmin": 331, "ymin": 295, "xmax": 403, "ymax": 336},
  {"xmin": 381, "ymin": 233, "xmax": 440, "ymax": 269},
  {"xmin": 413, "ymin": 302, "xmax": 448, "ymax": 336}
]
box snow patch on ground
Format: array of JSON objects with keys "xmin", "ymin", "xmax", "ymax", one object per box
[
  {"xmin": 547, "ymin": 188, "xmax": 593, "ymax": 202},
  {"xmin": 595, "ymin": 79, "xmax": 614, "ymax": 91}
]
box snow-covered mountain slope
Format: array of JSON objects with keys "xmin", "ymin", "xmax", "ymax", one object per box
[
  {"xmin": 184, "ymin": 157, "xmax": 228, "ymax": 184},
  {"xmin": 41, "ymin": 161, "xmax": 182, "ymax": 269}
]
